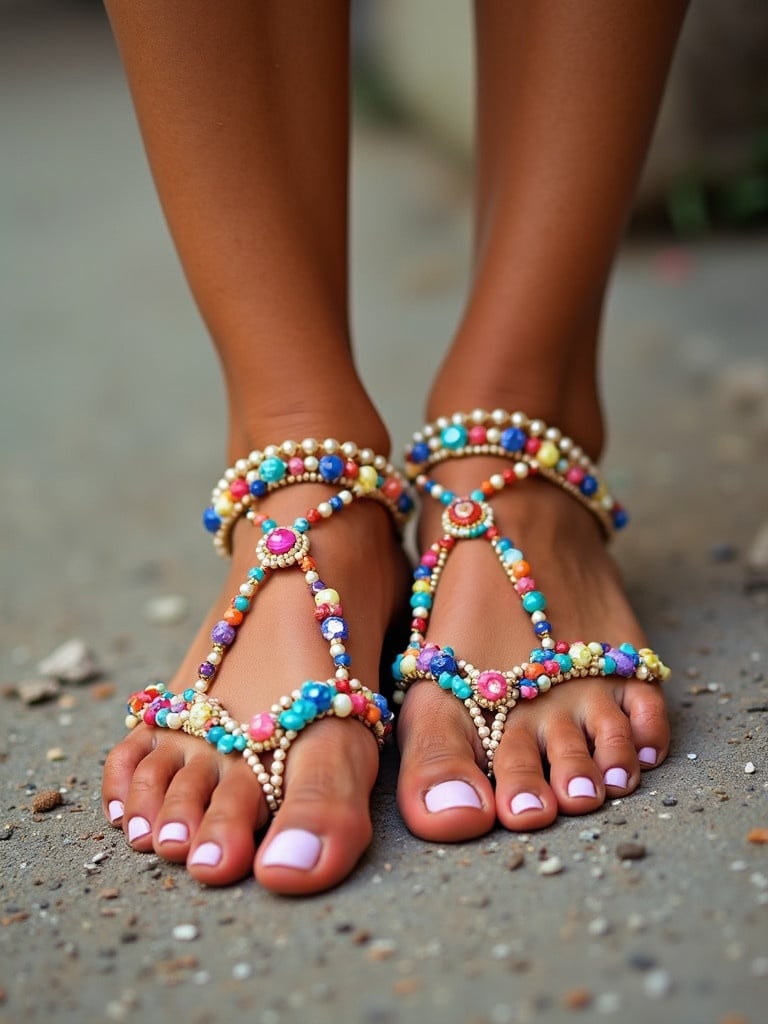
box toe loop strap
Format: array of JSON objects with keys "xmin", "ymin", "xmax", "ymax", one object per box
[{"xmin": 125, "ymin": 679, "xmax": 393, "ymax": 813}]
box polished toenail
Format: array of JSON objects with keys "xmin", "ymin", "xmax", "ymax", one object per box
[
  {"xmin": 510, "ymin": 792, "xmax": 544, "ymax": 814},
  {"xmin": 108, "ymin": 799, "xmax": 124, "ymax": 823},
  {"xmin": 127, "ymin": 816, "xmax": 151, "ymax": 842},
  {"xmin": 638, "ymin": 746, "xmax": 657, "ymax": 766},
  {"xmin": 158, "ymin": 822, "xmax": 189, "ymax": 844},
  {"xmin": 603, "ymin": 767, "xmax": 629, "ymax": 789},
  {"xmin": 425, "ymin": 780, "xmax": 482, "ymax": 813},
  {"xmin": 189, "ymin": 841, "xmax": 222, "ymax": 867},
  {"xmin": 567, "ymin": 776, "xmax": 597, "ymax": 799},
  {"xmin": 261, "ymin": 829, "xmax": 321, "ymax": 870}
]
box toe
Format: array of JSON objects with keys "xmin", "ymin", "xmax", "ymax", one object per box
[
  {"xmin": 396, "ymin": 684, "xmax": 495, "ymax": 842},
  {"xmin": 102, "ymin": 728, "xmax": 154, "ymax": 828},
  {"xmin": 153, "ymin": 751, "xmax": 220, "ymax": 862},
  {"xmin": 493, "ymin": 722, "xmax": 558, "ymax": 830},
  {"xmin": 585, "ymin": 689, "xmax": 640, "ymax": 795},
  {"xmin": 542, "ymin": 712, "xmax": 605, "ymax": 816},
  {"xmin": 186, "ymin": 762, "xmax": 268, "ymax": 886},
  {"xmin": 120, "ymin": 740, "xmax": 184, "ymax": 852},
  {"xmin": 620, "ymin": 680, "xmax": 671, "ymax": 769},
  {"xmin": 255, "ymin": 719, "xmax": 379, "ymax": 895}
]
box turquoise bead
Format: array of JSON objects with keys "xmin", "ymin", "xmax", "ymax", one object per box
[
  {"xmin": 183, "ymin": 688, "xmax": 197, "ymax": 702},
  {"xmin": 603, "ymin": 655, "xmax": 617, "ymax": 675},
  {"xmin": 438, "ymin": 672, "xmax": 455, "ymax": 690},
  {"xmin": 259, "ymin": 456, "xmax": 287, "ymax": 483},
  {"xmin": 206, "ymin": 726, "xmax": 225, "ymax": 745},
  {"xmin": 522, "ymin": 591, "xmax": 547, "ymax": 613},
  {"xmin": 217, "ymin": 734, "xmax": 236, "ymax": 754},
  {"xmin": 279, "ymin": 709, "xmax": 305, "ymax": 732},
  {"xmin": 261, "ymin": 518, "xmax": 277, "ymax": 533},
  {"xmin": 502, "ymin": 547, "xmax": 525, "ymax": 563},
  {"xmin": 554, "ymin": 653, "xmax": 573, "ymax": 673},
  {"xmin": 234, "ymin": 735, "xmax": 248, "ymax": 751},
  {"xmin": 470, "ymin": 489, "xmax": 485, "ymax": 502},
  {"xmin": 410, "ymin": 593, "xmax": 432, "ymax": 609},
  {"xmin": 293, "ymin": 517, "xmax": 310, "ymax": 533},
  {"xmin": 234, "ymin": 596, "xmax": 250, "ymax": 612},
  {"xmin": 441, "ymin": 424, "xmax": 468, "ymax": 449},
  {"xmin": 452, "ymin": 679, "xmax": 472, "ymax": 700},
  {"xmin": 155, "ymin": 708, "xmax": 169, "ymax": 727}
]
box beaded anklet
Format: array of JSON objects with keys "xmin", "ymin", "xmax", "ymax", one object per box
[
  {"xmin": 125, "ymin": 438, "xmax": 413, "ymax": 813},
  {"xmin": 393, "ymin": 411, "xmax": 669, "ymax": 778}
]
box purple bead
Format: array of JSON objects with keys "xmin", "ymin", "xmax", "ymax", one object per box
[
  {"xmin": 311, "ymin": 580, "xmax": 327, "ymax": 593},
  {"xmin": 198, "ymin": 661, "xmax": 216, "ymax": 678},
  {"xmin": 211, "ymin": 620, "xmax": 236, "ymax": 646},
  {"xmin": 417, "ymin": 644, "xmax": 439, "ymax": 672},
  {"xmin": 608, "ymin": 648, "xmax": 635, "ymax": 677}
]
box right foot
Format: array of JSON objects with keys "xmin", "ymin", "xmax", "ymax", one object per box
[{"xmin": 102, "ymin": 462, "xmax": 409, "ymax": 895}]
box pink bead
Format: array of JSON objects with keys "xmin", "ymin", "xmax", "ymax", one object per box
[
  {"xmin": 476, "ymin": 671, "xmax": 507, "ymax": 702},
  {"xmin": 248, "ymin": 712, "xmax": 276, "ymax": 742},
  {"xmin": 229, "ymin": 478, "xmax": 249, "ymax": 499},
  {"xmin": 566, "ymin": 466, "xmax": 585, "ymax": 485},
  {"xmin": 519, "ymin": 684, "xmax": 539, "ymax": 700},
  {"xmin": 288, "ymin": 456, "xmax": 305, "ymax": 476},
  {"xmin": 421, "ymin": 550, "xmax": 439, "ymax": 568},
  {"xmin": 265, "ymin": 528, "xmax": 296, "ymax": 554},
  {"xmin": 525, "ymin": 438, "xmax": 541, "ymax": 455},
  {"xmin": 543, "ymin": 660, "xmax": 560, "ymax": 676},
  {"xmin": 468, "ymin": 426, "xmax": 487, "ymax": 445},
  {"xmin": 350, "ymin": 693, "xmax": 368, "ymax": 715},
  {"xmin": 515, "ymin": 576, "xmax": 536, "ymax": 594}
]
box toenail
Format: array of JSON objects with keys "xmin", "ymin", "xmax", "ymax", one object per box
[
  {"xmin": 127, "ymin": 816, "xmax": 151, "ymax": 842},
  {"xmin": 510, "ymin": 792, "xmax": 545, "ymax": 814},
  {"xmin": 639, "ymin": 746, "xmax": 657, "ymax": 766},
  {"xmin": 425, "ymin": 780, "xmax": 483, "ymax": 813},
  {"xmin": 603, "ymin": 767, "xmax": 629, "ymax": 789},
  {"xmin": 189, "ymin": 841, "xmax": 222, "ymax": 867},
  {"xmin": 567, "ymin": 776, "xmax": 597, "ymax": 799},
  {"xmin": 158, "ymin": 821, "xmax": 189, "ymax": 844},
  {"xmin": 261, "ymin": 829, "xmax": 322, "ymax": 870},
  {"xmin": 108, "ymin": 799, "xmax": 124, "ymax": 823}
]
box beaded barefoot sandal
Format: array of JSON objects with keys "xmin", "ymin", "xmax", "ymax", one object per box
[
  {"xmin": 392, "ymin": 410, "xmax": 670, "ymax": 779},
  {"xmin": 125, "ymin": 439, "xmax": 414, "ymax": 813}
]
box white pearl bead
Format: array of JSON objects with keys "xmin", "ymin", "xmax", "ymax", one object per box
[
  {"xmin": 301, "ymin": 438, "xmax": 317, "ymax": 453},
  {"xmin": 470, "ymin": 408, "xmax": 486, "ymax": 423},
  {"xmin": 531, "ymin": 611, "xmax": 546, "ymax": 623},
  {"xmin": 541, "ymin": 638, "xmax": 555, "ymax": 650},
  {"xmin": 323, "ymin": 438, "xmax": 339, "ymax": 453},
  {"xmin": 318, "ymin": 502, "xmax": 333, "ymax": 518},
  {"xmin": 487, "ymin": 427, "xmax": 501, "ymax": 444},
  {"xmin": 304, "ymin": 455, "xmax": 318, "ymax": 472},
  {"xmin": 341, "ymin": 441, "xmax": 358, "ymax": 458},
  {"xmin": 511, "ymin": 411, "xmax": 527, "ymax": 427},
  {"xmin": 207, "ymin": 650, "xmax": 222, "ymax": 665},
  {"xmin": 239, "ymin": 583, "xmax": 255, "ymax": 597},
  {"xmin": 491, "ymin": 409, "xmax": 506, "ymax": 424},
  {"xmin": 359, "ymin": 448, "xmax": 374, "ymax": 464},
  {"xmin": 305, "ymin": 571, "xmax": 319, "ymax": 583},
  {"xmin": 513, "ymin": 462, "xmax": 529, "ymax": 479}
]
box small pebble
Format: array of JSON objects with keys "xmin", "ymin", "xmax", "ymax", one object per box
[
  {"xmin": 616, "ymin": 842, "xmax": 646, "ymax": 861},
  {"xmin": 144, "ymin": 595, "xmax": 188, "ymax": 625},
  {"xmin": 561, "ymin": 987, "xmax": 592, "ymax": 1010},
  {"xmin": 507, "ymin": 852, "xmax": 524, "ymax": 871},
  {"xmin": 579, "ymin": 828, "xmax": 601, "ymax": 841},
  {"xmin": 627, "ymin": 952, "xmax": 657, "ymax": 971},
  {"xmin": 366, "ymin": 939, "xmax": 397, "ymax": 961},
  {"xmin": 751, "ymin": 957, "xmax": 768, "ymax": 977},
  {"xmin": 172, "ymin": 923, "xmax": 199, "ymax": 942},
  {"xmin": 538, "ymin": 856, "xmax": 564, "ymax": 876},
  {"xmin": 595, "ymin": 992, "xmax": 621, "ymax": 1015},
  {"xmin": 232, "ymin": 962, "xmax": 253, "ymax": 980},
  {"xmin": 16, "ymin": 678, "xmax": 61, "ymax": 705},
  {"xmin": 687, "ymin": 752, "xmax": 698, "ymax": 760},
  {"xmin": 587, "ymin": 917, "xmax": 611, "ymax": 937},
  {"xmin": 747, "ymin": 828, "xmax": 768, "ymax": 844},
  {"xmin": 744, "ymin": 762, "xmax": 756, "ymax": 774},
  {"xmin": 644, "ymin": 969, "xmax": 674, "ymax": 998},
  {"xmin": 46, "ymin": 747, "xmax": 65, "ymax": 762},
  {"xmin": 38, "ymin": 638, "xmax": 100, "ymax": 683},
  {"xmin": 662, "ymin": 796, "xmax": 677, "ymax": 807},
  {"xmin": 32, "ymin": 789, "xmax": 63, "ymax": 813}
]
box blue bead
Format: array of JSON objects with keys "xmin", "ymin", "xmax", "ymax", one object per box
[
  {"xmin": 233, "ymin": 596, "xmax": 250, "ymax": 612},
  {"xmin": 414, "ymin": 566, "xmax": 431, "ymax": 579},
  {"xmin": 522, "ymin": 591, "xmax": 547, "ymax": 613},
  {"xmin": 155, "ymin": 708, "xmax": 169, "ymax": 727},
  {"xmin": 373, "ymin": 693, "xmax": 390, "ymax": 714},
  {"xmin": 613, "ymin": 508, "xmax": 629, "ymax": 529},
  {"xmin": 202, "ymin": 507, "xmax": 221, "ymax": 532},
  {"xmin": 301, "ymin": 682, "xmax": 334, "ymax": 711},
  {"xmin": 249, "ymin": 479, "xmax": 267, "ymax": 497},
  {"xmin": 259, "ymin": 456, "xmax": 287, "ymax": 483},
  {"xmin": 430, "ymin": 652, "xmax": 457, "ymax": 676},
  {"xmin": 496, "ymin": 538, "xmax": 512, "ymax": 552},
  {"xmin": 534, "ymin": 621, "xmax": 552, "ymax": 635},
  {"xmin": 217, "ymin": 734, "xmax": 236, "ymax": 754},
  {"xmin": 329, "ymin": 495, "xmax": 343, "ymax": 512},
  {"xmin": 410, "ymin": 442, "xmax": 430, "ymax": 463},
  {"xmin": 391, "ymin": 654, "xmax": 404, "ymax": 680},
  {"xmin": 440, "ymin": 491, "xmax": 453, "ymax": 506},
  {"xmin": 334, "ymin": 653, "xmax": 351, "ymax": 667},
  {"xmin": 318, "ymin": 454, "xmax": 344, "ymax": 482},
  {"xmin": 320, "ymin": 616, "xmax": 349, "ymax": 641},
  {"xmin": 580, "ymin": 475, "xmax": 598, "ymax": 496},
  {"xmin": 529, "ymin": 649, "xmax": 548, "ymax": 663},
  {"xmin": 206, "ymin": 726, "xmax": 225, "ymax": 745},
  {"xmin": 261, "ymin": 518, "xmax": 277, "ymax": 533},
  {"xmin": 441, "ymin": 424, "xmax": 468, "ymax": 449},
  {"xmin": 554, "ymin": 653, "xmax": 573, "ymax": 673},
  {"xmin": 500, "ymin": 427, "xmax": 526, "ymax": 452},
  {"xmin": 293, "ymin": 517, "xmax": 310, "ymax": 533},
  {"xmin": 398, "ymin": 493, "xmax": 414, "ymax": 514}
]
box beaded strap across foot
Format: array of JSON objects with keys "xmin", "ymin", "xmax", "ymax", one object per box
[
  {"xmin": 393, "ymin": 410, "xmax": 669, "ymax": 779},
  {"xmin": 125, "ymin": 438, "xmax": 414, "ymax": 813}
]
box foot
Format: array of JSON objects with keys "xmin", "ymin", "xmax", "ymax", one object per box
[
  {"xmin": 103, "ymin": 478, "xmax": 409, "ymax": 894},
  {"xmin": 396, "ymin": 456, "xmax": 670, "ymax": 841}
]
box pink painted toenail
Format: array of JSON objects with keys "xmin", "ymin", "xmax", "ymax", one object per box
[
  {"xmin": 127, "ymin": 816, "xmax": 151, "ymax": 842},
  {"xmin": 261, "ymin": 829, "xmax": 321, "ymax": 870},
  {"xmin": 567, "ymin": 776, "xmax": 597, "ymax": 799},
  {"xmin": 158, "ymin": 822, "xmax": 189, "ymax": 844},
  {"xmin": 511, "ymin": 792, "xmax": 544, "ymax": 815},
  {"xmin": 603, "ymin": 767, "xmax": 629, "ymax": 789},
  {"xmin": 425, "ymin": 780, "xmax": 482, "ymax": 813},
  {"xmin": 108, "ymin": 800, "xmax": 124, "ymax": 823},
  {"xmin": 639, "ymin": 746, "xmax": 657, "ymax": 766},
  {"xmin": 189, "ymin": 841, "xmax": 222, "ymax": 867}
]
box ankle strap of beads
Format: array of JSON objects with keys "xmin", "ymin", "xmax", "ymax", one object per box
[
  {"xmin": 203, "ymin": 438, "xmax": 414, "ymax": 556},
  {"xmin": 404, "ymin": 410, "xmax": 626, "ymax": 536}
]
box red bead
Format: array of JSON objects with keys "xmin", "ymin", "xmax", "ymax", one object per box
[
  {"xmin": 344, "ymin": 460, "xmax": 359, "ymax": 478},
  {"xmin": 229, "ymin": 478, "xmax": 249, "ymax": 499},
  {"xmin": 382, "ymin": 477, "xmax": 402, "ymax": 499},
  {"xmin": 439, "ymin": 537, "xmax": 455, "ymax": 550},
  {"xmin": 486, "ymin": 526, "xmax": 500, "ymax": 539},
  {"xmin": 314, "ymin": 604, "xmax": 330, "ymax": 621},
  {"xmin": 525, "ymin": 438, "xmax": 541, "ymax": 455},
  {"xmin": 503, "ymin": 469, "xmax": 516, "ymax": 485},
  {"xmin": 307, "ymin": 508, "xmax": 322, "ymax": 523},
  {"xmin": 336, "ymin": 679, "xmax": 351, "ymax": 693},
  {"xmin": 555, "ymin": 641, "xmax": 570, "ymax": 654}
]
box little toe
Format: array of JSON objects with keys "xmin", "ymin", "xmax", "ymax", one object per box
[
  {"xmin": 493, "ymin": 723, "xmax": 558, "ymax": 831},
  {"xmin": 620, "ymin": 680, "xmax": 671, "ymax": 769},
  {"xmin": 255, "ymin": 719, "xmax": 379, "ymax": 895},
  {"xmin": 153, "ymin": 752, "xmax": 221, "ymax": 862},
  {"xmin": 585, "ymin": 691, "xmax": 640, "ymax": 795},
  {"xmin": 120, "ymin": 742, "xmax": 184, "ymax": 852},
  {"xmin": 543, "ymin": 716, "xmax": 604, "ymax": 815},
  {"xmin": 102, "ymin": 729, "xmax": 156, "ymax": 828},
  {"xmin": 186, "ymin": 763, "xmax": 268, "ymax": 886},
  {"xmin": 396, "ymin": 685, "xmax": 495, "ymax": 843}
]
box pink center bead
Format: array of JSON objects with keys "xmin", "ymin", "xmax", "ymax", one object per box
[
  {"xmin": 350, "ymin": 693, "xmax": 368, "ymax": 715},
  {"xmin": 476, "ymin": 671, "xmax": 507, "ymax": 702},
  {"xmin": 266, "ymin": 528, "xmax": 296, "ymax": 554},
  {"xmin": 229, "ymin": 478, "xmax": 249, "ymax": 499},
  {"xmin": 248, "ymin": 712, "xmax": 276, "ymax": 742},
  {"xmin": 543, "ymin": 660, "xmax": 560, "ymax": 676},
  {"xmin": 288, "ymin": 456, "xmax": 306, "ymax": 476}
]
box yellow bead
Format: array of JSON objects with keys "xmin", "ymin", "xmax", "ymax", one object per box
[
  {"xmin": 125, "ymin": 714, "xmax": 138, "ymax": 730},
  {"xmin": 537, "ymin": 441, "xmax": 560, "ymax": 468},
  {"xmin": 314, "ymin": 588, "xmax": 340, "ymax": 606},
  {"xmin": 214, "ymin": 496, "xmax": 234, "ymax": 517},
  {"xmin": 357, "ymin": 465, "xmax": 379, "ymax": 492},
  {"xmin": 588, "ymin": 641, "xmax": 604, "ymax": 656},
  {"xmin": 412, "ymin": 581, "xmax": 431, "ymax": 593},
  {"xmin": 400, "ymin": 654, "xmax": 417, "ymax": 676},
  {"xmin": 659, "ymin": 664, "xmax": 672, "ymax": 681}
]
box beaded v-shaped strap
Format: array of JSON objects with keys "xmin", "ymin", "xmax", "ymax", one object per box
[
  {"xmin": 393, "ymin": 411, "xmax": 670, "ymax": 779},
  {"xmin": 125, "ymin": 438, "xmax": 414, "ymax": 813}
]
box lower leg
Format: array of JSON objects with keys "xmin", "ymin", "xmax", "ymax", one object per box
[
  {"xmin": 398, "ymin": 0, "xmax": 688, "ymax": 839},
  {"xmin": 101, "ymin": 0, "xmax": 407, "ymax": 893}
]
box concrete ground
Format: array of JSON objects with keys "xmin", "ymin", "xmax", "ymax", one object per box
[{"xmin": 1, "ymin": 7, "xmax": 767, "ymax": 1024}]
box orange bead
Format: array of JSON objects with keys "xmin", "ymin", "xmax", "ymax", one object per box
[
  {"xmin": 524, "ymin": 664, "xmax": 540, "ymax": 680},
  {"xmin": 512, "ymin": 560, "xmax": 530, "ymax": 579},
  {"xmin": 365, "ymin": 705, "xmax": 382, "ymax": 724},
  {"xmin": 480, "ymin": 480, "xmax": 495, "ymax": 497},
  {"xmin": 223, "ymin": 608, "xmax": 243, "ymax": 626}
]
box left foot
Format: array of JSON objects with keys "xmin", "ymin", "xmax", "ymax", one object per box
[{"xmin": 396, "ymin": 454, "xmax": 671, "ymax": 841}]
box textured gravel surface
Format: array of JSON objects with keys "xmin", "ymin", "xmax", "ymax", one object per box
[{"xmin": 1, "ymin": 9, "xmax": 767, "ymax": 1024}]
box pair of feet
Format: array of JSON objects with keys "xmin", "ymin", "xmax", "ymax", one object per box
[{"xmin": 102, "ymin": 438, "xmax": 670, "ymax": 896}]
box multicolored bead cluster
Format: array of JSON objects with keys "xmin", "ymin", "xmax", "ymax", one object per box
[
  {"xmin": 125, "ymin": 438, "xmax": 411, "ymax": 812},
  {"xmin": 126, "ymin": 678, "xmax": 392, "ymax": 813},
  {"xmin": 203, "ymin": 438, "xmax": 413, "ymax": 556},
  {"xmin": 394, "ymin": 412, "xmax": 669, "ymax": 777},
  {"xmin": 404, "ymin": 409, "xmax": 627, "ymax": 536}
]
